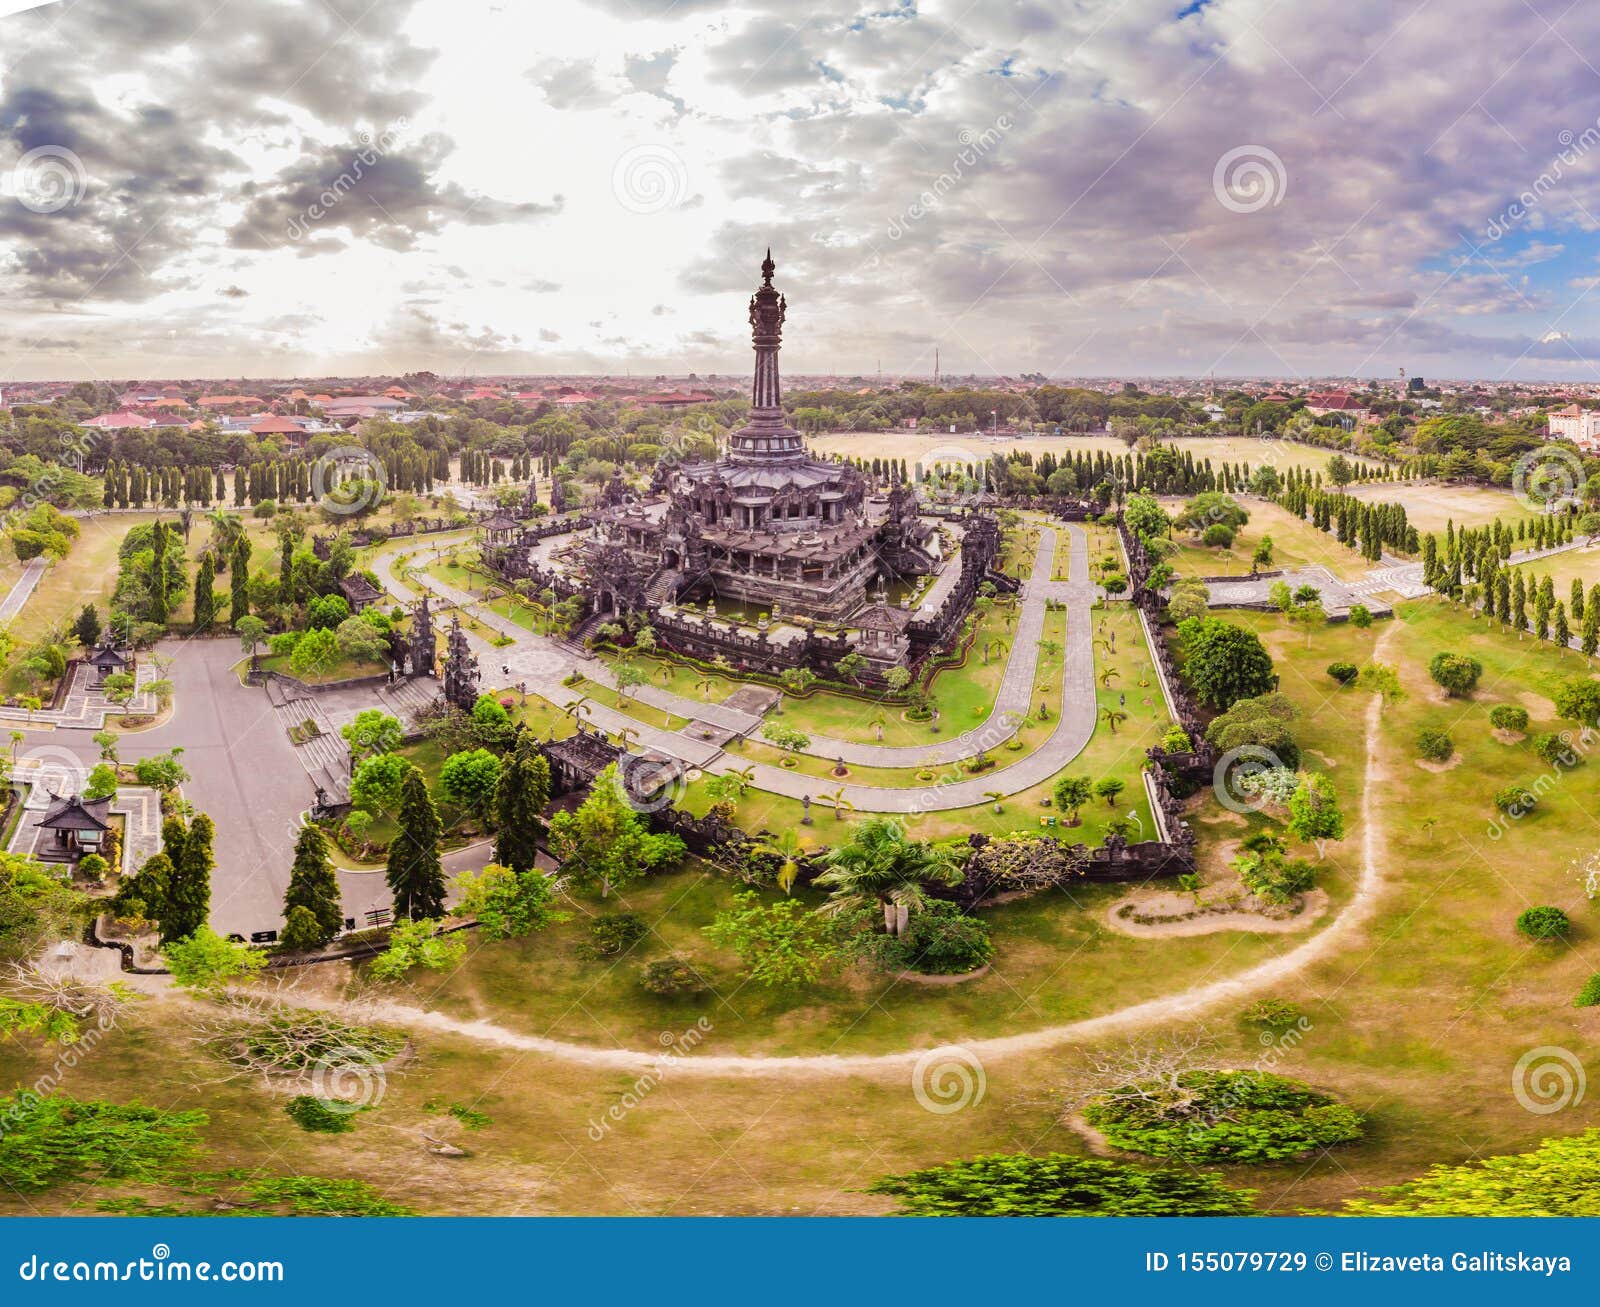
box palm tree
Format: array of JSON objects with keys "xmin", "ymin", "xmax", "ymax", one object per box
[
  {"xmin": 825, "ymin": 786, "xmax": 856, "ymax": 822},
  {"xmin": 612, "ymin": 726, "xmax": 640, "ymax": 752},
  {"xmin": 983, "ymin": 790, "xmax": 1005, "ymax": 814},
  {"xmin": 1099, "ymin": 705, "xmax": 1129, "ymax": 734},
  {"xmin": 756, "ymin": 828, "xmax": 807, "ymax": 895},
  {"xmin": 563, "ymin": 697, "xmax": 592, "ymax": 725},
  {"xmin": 695, "ymin": 674, "xmax": 717, "ymax": 700},
  {"xmin": 813, "ymin": 818, "xmax": 963, "ymax": 936},
  {"xmin": 869, "ymin": 709, "xmax": 888, "ymax": 742},
  {"xmin": 1100, "ymin": 667, "xmax": 1121, "ymax": 689}
]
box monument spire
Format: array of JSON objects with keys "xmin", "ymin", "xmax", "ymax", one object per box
[{"xmin": 729, "ymin": 248, "xmax": 803, "ymax": 464}]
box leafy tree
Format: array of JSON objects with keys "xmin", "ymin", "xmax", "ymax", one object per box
[
  {"xmin": 471, "ymin": 692, "xmax": 510, "ymax": 729},
  {"xmin": 492, "ymin": 734, "xmax": 552, "ymax": 874},
  {"xmin": 283, "ymin": 826, "xmax": 342, "ymax": 946},
  {"xmin": 370, "ymin": 917, "xmax": 465, "ymax": 980},
  {"xmin": 1204, "ymin": 692, "xmax": 1300, "ymax": 769},
  {"xmin": 386, "ymin": 765, "xmax": 445, "ymax": 919},
  {"xmin": 1344, "ymin": 1129, "xmax": 1600, "ymax": 1215},
  {"xmin": 1428, "ymin": 651, "xmax": 1483, "ymax": 697},
  {"xmin": 1553, "ymin": 676, "xmax": 1600, "ymax": 726},
  {"xmin": 1176, "ymin": 617, "xmax": 1275, "ymax": 709},
  {"xmin": 451, "ymin": 862, "xmax": 565, "ymax": 941},
  {"xmin": 705, "ymin": 891, "xmax": 842, "ymax": 987},
  {"xmin": 867, "ymin": 1153, "xmax": 1255, "ymax": 1216},
  {"xmin": 1348, "ymin": 604, "xmax": 1372, "ymax": 628},
  {"xmin": 1286, "ymin": 772, "xmax": 1344, "ymax": 847},
  {"xmin": 289, "ymin": 626, "xmax": 338, "ymax": 677},
  {"xmin": 1052, "ymin": 774, "xmax": 1093, "ymax": 824},
  {"xmin": 340, "ymin": 708, "xmax": 402, "ymax": 760},
  {"xmin": 1095, "ymin": 777, "xmax": 1126, "ymax": 807},
  {"xmin": 438, "ymin": 748, "xmax": 503, "ymax": 821},
  {"xmin": 547, "ymin": 764, "xmax": 685, "ymax": 897},
  {"xmin": 1123, "ymin": 492, "xmax": 1171, "ymax": 543},
  {"xmin": 349, "ymin": 752, "xmax": 407, "ymax": 814},
  {"xmin": 163, "ymin": 927, "xmax": 265, "ymax": 991},
  {"xmin": 0, "ymin": 1093, "xmax": 206, "ymax": 1194},
  {"xmin": 1326, "ymin": 661, "xmax": 1358, "ymax": 685},
  {"xmin": 83, "ymin": 761, "xmax": 118, "ymax": 801}
]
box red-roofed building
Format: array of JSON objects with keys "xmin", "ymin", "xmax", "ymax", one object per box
[
  {"xmin": 83, "ymin": 411, "xmax": 156, "ymax": 430},
  {"xmin": 197, "ymin": 394, "xmax": 264, "ymax": 410},
  {"xmin": 248, "ymin": 414, "xmax": 311, "ymax": 447}
]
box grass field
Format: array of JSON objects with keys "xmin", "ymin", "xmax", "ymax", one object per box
[
  {"xmin": 1163, "ymin": 497, "xmax": 1380, "ymax": 581},
  {"xmin": 806, "ymin": 431, "xmax": 1383, "ymax": 481},
  {"xmin": 1342, "ymin": 481, "xmax": 1531, "ymax": 534}
]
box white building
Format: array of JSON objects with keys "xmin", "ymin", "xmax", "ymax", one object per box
[{"xmin": 1546, "ymin": 405, "xmax": 1600, "ymax": 449}]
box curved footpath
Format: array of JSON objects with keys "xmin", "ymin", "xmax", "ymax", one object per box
[
  {"xmin": 282, "ymin": 629, "xmax": 1398, "ymax": 1079},
  {"xmin": 369, "ymin": 525, "xmax": 1108, "ymax": 810}
]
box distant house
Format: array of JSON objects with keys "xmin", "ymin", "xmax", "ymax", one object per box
[
  {"xmin": 86, "ymin": 644, "xmax": 129, "ymax": 686},
  {"xmin": 1304, "ymin": 391, "xmax": 1370, "ymax": 423},
  {"xmin": 320, "ymin": 395, "xmax": 405, "ymax": 418},
  {"xmin": 1547, "ymin": 405, "xmax": 1600, "ymax": 450},
  {"xmin": 82, "ymin": 411, "xmax": 156, "ymax": 430},
  {"xmin": 248, "ymin": 414, "xmax": 311, "ymax": 447},
  {"xmin": 197, "ymin": 394, "xmax": 264, "ymax": 411}
]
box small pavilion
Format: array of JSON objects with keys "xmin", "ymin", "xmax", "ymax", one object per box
[
  {"xmin": 34, "ymin": 793, "xmax": 112, "ymax": 861},
  {"xmin": 87, "ymin": 644, "xmax": 129, "ymax": 686}
]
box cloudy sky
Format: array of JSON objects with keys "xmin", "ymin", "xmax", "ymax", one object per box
[{"xmin": 5, "ymin": 0, "xmax": 1600, "ymax": 382}]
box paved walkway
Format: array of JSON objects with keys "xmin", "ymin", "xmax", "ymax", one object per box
[
  {"xmin": 370, "ymin": 525, "xmax": 1113, "ymax": 810},
  {"xmin": 0, "ymin": 557, "xmax": 46, "ymax": 624}
]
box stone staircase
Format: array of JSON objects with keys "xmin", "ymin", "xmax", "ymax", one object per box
[
  {"xmin": 645, "ymin": 569, "xmax": 683, "ymax": 605},
  {"xmin": 265, "ymin": 677, "xmax": 350, "ymax": 805}
]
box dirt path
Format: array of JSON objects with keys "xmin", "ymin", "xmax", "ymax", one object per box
[{"xmin": 281, "ymin": 624, "xmax": 1403, "ymax": 1080}]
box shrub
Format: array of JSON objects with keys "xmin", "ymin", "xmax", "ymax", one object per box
[
  {"xmin": 859, "ymin": 900, "xmax": 994, "ymax": 976},
  {"xmin": 1517, "ymin": 905, "xmax": 1570, "ymax": 940},
  {"xmin": 1241, "ymin": 998, "xmax": 1306, "ymax": 1035},
  {"xmin": 76, "ymin": 853, "xmax": 109, "ymax": 881},
  {"xmin": 866, "ymin": 1153, "xmax": 1256, "ymax": 1217},
  {"xmin": 1428, "ymin": 651, "xmax": 1483, "ymax": 697},
  {"xmin": 639, "ymin": 955, "xmax": 709, "ymax": 996},
  {"xmin": 1416, "ymin": 728, "xmax": 1453, "ymax": 762},
  {"xmin": 1348, "ymin": 604, "xmax": 1372, "ymax": 628},
  {"xmin": 1159, "ymin": 724, "xmax": 1192, "ymax": 752},
  {"xmin": 1083, "ymin": 1070, "xmax": 1363, "ymax": 1163},
  {"xmin": 1534, "ymin": 732, "xmax": 1580, "ymax": 767},
  {"xmin": 1326, "ymin": 661, "xmax": 1358, "ymax": 685},
  {"xmin": 1200, "ymin": 523, "xmax": 1235, "ymax": 548},
  {"xmin": 284, "ymin": 1095, "xmax": 357, "ymax": 1134},
  {"xmin": 580, "ymin": 912, "xmax": 648, "ymax": 960},
  {"xmin": 1576, "ymin": 975, "xmax": 1600, "ymax": 1008},
  {"xmin": 1489, "ymin": 704, "xmax": 1530, "ymax": 732},
  {"xmin": 1494, "ymin": 785, "xmax": 1537, "ymax": 816}
]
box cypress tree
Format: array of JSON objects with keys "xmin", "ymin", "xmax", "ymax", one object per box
[
  {"xmin": 193, "ymin": 553, "xmax": 215, "ymax": 631},
  {"xmin": 159, "ymin": 813, "xmax": 213, "ymax": 943},
  {"xmin": 492, "ymin": 734, "xmax": 552, "ymax": 874},
  {"xmin": 387, "ymin": 765, "xmax": 444, "ymax": 919},
  {"xmin": 148, "ymin": 521, "xmax": 170, "ymax": 623},
  {"xmin": 284, "ymin": 825, "xmax": 343, "ymax": 944},
  {"xmin": 230, "ymin": 538, "xmax": 249, "ymax": 625}
]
